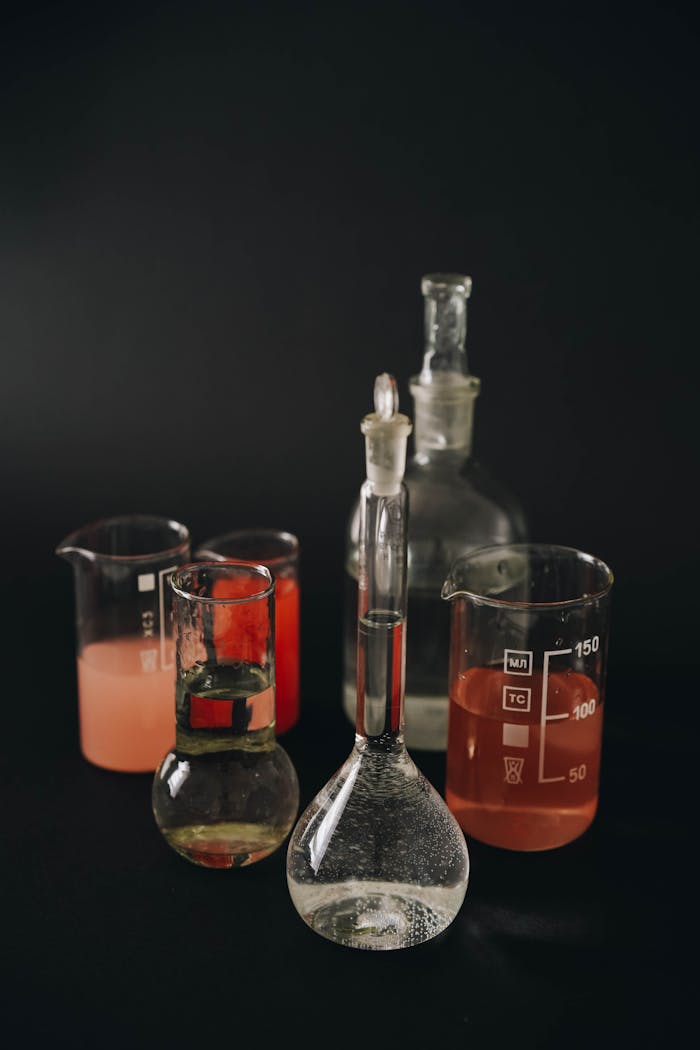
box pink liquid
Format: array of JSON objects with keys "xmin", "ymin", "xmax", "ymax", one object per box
[
  {"xmin": 77, "ymin": 636, "xmax": 176, "ymax": 773},
  {"xmin": 446, "ymin": 667, "xmax": 603, "ymax": 851}
]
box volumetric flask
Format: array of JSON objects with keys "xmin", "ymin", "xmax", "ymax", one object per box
[
  {"xmin": 56, "ymin": 514, "xmax": 191, "ymax": 773},
  {"xmin": 151, "ymin": 561, "xmax": 299, "ymax": 868},
  {"xmin": 287, "ymin": 375, "xmax": 469, "ymax": 950},
  {"xmin": 195, "ymin": 529, "xmax": 300, "ymax": 734},
  {"xmin": 442, "ymin": 543, "xmax": 613, "ymax": 851}
]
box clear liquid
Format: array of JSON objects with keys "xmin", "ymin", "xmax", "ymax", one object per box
[
  {"xmin": 287, "ymin": 743, "xmax": 470, "ymax": 949},
  {"xmin": 288, "ymin": 879, "xmax": 465, "ymax": 951},
  {"xmin": 357, "ymin": 610, "xmax": 404, "ymax": 738},
  {"xmin": 344, "ymin": 569, "xmax": 451, "ymax": 749},
  {"xmin": 153, "ymin": 663, "xmax": 299, "ymax": 868}
]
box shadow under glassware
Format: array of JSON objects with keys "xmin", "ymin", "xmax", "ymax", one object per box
[
  {"xmin": 56, "ymin": 514, "xmax": 191, "ymax": 773},
  {"xmin": 194, "ymin": 529, "xmax": 300, "ymax": 735},
  {"xmin": 442, "ymin": 542, "xmax": 614, "ymax": 852},
  {"xmin": 151, "ymin": 560, "xmax": 300, "ymax": 869}
]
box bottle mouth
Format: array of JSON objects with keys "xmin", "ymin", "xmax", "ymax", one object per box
[{"xmin": 421, "ymin": 273, "xmax": 472, "ymax": 299}]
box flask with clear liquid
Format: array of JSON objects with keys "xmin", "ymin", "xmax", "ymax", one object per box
[
  {"xmin": 287, "ymin": 374, "xmax": 469, "ymax": 950},
  {"xmin": 152, "ymin": 561, "xmax": 299, "ymax": 869},
  {"xmin": 343, "ymin": 274, "xmax": 527, "ymax": 751}
]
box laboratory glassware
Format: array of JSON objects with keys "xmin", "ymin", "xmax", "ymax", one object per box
[
  {"xmin": 195, "ymin": 529, "xmax": 300, "ymax": 735},
  {"xmin": 442, "ymin": 543, "xmax": 614, "ymax": 851},
  {"xmin": 56, "ymin": 514, "xmax": 191, "ymax": 772},
  {"xmin": 152, "ymin": 561, "xmax": 299, "ymax": 868},
  {"xmin": 287, "ymin": 374, "xmax": 469, "ymax": 950},
  {"xmin": 343, "ymin": 274, "xmax": 527, "ymax": 752}
]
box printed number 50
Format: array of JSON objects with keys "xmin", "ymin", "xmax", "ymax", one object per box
[{"xmin": 569, "ymin": 764, "xmax": 587, "ymax": 783}]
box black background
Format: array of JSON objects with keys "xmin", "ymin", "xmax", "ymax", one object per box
[{"xmin": 2, "ymin": 2, "xmax": 697, "ymax": 1047}]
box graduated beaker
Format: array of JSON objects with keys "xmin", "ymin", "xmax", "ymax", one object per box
[
  {"xmin": 151, "ymin": 561, "xmax": 299, "ymax": 868},
  {"xmin": 56, "ymin": 515, "xmax": 191, "ymax": 772},
  {"xmin": 442, "ymin": 543, "xmax": 613, "ymax": 851},
  {"xmin": 195, "ymin": 529, "xmax": 300, "ymax": 734}
]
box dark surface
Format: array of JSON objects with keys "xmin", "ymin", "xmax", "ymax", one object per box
[
  {"xmin": 2, "ymin": 2, "xmax": 697, "ymax": 1046},
  {"xmin": 3, "ymin": 586, "xmax": 693, "ymax": 1048}
]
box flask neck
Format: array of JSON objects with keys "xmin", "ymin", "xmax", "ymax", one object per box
[{"xmin": 355, "ymin": 480, "xmax": 408, "ymax": 750}]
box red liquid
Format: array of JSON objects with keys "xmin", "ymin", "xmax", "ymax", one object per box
[
  {"xmin": 446, "ymin": 667, "xmax": 603, "ymax": 851},
  {"xmin": 211, "ymin": 575, "xmax": 299, "ymax": 735},
  {"xmin": 272, "ymin": 576, "xmax": 300, "ymax": 734}
]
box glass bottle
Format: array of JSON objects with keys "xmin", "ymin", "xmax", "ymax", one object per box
[
  {"xmin": 152, "ymin": 561, "xmax": 300, "ymax": 869},
  {"xmin": 287, "ymin": 375, "xmax": 469, "ymax": 950},
  {"xmin": 343, "ymin": 274, "xmax": 527, "ymax": 751}
]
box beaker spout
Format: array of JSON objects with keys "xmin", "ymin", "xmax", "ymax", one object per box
[
  {"xmin": 55, "ymin": 537, "xmax": 97, "ymax": 564},
  {"xmin": 440, "ymin": 569, "xmax": 463, "ymax": 602}
]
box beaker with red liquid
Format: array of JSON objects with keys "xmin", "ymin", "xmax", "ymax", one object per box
[
  {"xmin": 442, "ymin": 543, "xmax": 613, "ymax": 851},
  {"xmin": 195, "ymin": 529, "xmax": 300, "ymax": 735}
]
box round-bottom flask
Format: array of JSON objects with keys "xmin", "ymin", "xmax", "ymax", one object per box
[
  {"xmin": 152, "ymin": 562, "xmax": 299, "ymax": 869},
  {"xmin": 288, "ymin": 374, "xmax": 469, "ymax": 949}
]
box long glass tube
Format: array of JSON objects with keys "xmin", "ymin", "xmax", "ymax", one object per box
[{"xmin": 355, "ymin": 478, "xmax": 408, "ymax": 744}]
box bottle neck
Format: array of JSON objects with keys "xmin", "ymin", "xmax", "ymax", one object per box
[
  {"xmin": 410, "ymin": 374, "xmax": 481, "ymax": 458},
  {"xmin": 421, "ymin": 287, "xmax": 468, "ymax": 378},
  {"xmin": 355, "ymin": 480, "xmax": 408, "ymax": 751}
]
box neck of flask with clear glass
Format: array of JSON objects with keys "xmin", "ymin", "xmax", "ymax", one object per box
[
  {"xmin": 287, "ymin": 374, "xmax": 469, "ymax": 951},
  {"xmin": 355, "ymin": 382, "xmax": 410, "ymax": 748}
]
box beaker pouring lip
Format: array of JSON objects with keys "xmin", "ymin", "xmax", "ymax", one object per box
[
  {"xmin": 441, "ymin": 542, "xmax": 614, "ymax": 609},
  {"xmin": 55, "ymin": 514, "xmax": 191, "ymax": 563},
  {"xmin": 171, "ymin": 561, "xmax": 275, "ymax": 605}
]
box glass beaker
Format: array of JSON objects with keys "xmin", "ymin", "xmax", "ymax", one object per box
[
  {"xmin": 195, "ymin": 529, "xmax": 300, "ymax": 735},
  {"xmin": 442, "ymin": 543, "xmax": 614, "ymax": 851},
  {"xmin": 152, "ymin": 561, "xmax": 300, "ymax": 869},
  {"xmin": 56, "ymin": 514, "xmax": 191, "ymax": 773}
]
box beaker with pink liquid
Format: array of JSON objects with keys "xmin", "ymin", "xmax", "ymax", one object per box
[
  {"xmin": 442, "ymin": 543, "xmax": 614, "ymax": 851},
  {"xmin": 56, "ymin": 515, "xmax": 191, "ymax": 772}
]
